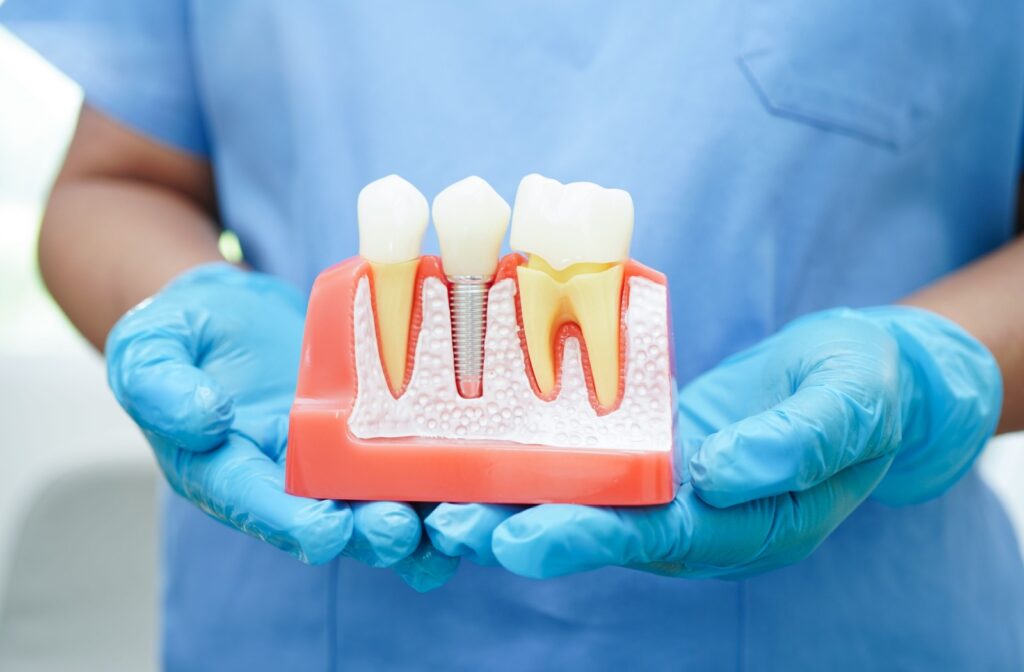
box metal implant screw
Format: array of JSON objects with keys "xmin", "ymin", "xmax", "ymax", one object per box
[{"xmin": 448, "ymin": 275, "xmax": 491, "ymax": 398}]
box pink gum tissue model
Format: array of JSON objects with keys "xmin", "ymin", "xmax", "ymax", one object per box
[{"xmin": 287, "ymin": 174, "xmax": 678, "ymax": 505}]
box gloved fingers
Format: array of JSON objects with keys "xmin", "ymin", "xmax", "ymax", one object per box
[
  {"xmin": 236, "ymin": 411, "xmax": 291, "ymax": 463},
  {"xmin": 107, "ymin": 313, "xmax": 233, "ymax": 452},
  {"xmin": 491, "ymin": 501, "xmax": 690, "ymax": 579},
  {"xmin": 490, "ymin": 455, "xmax": 891, "ymax": 580},
  {"xmin": 391, "ymin": 535, "xmax": 461, "ymax": 593},
  {"xmin": 424, "ymin": 503, "xmax": 523, "ymax": 566},
  {"xmin": 155, "ymin": 433, "xmax": 353, "ymax": 565},
  {"xmin": 865, "ymin": 306, "xmax": 1003, "ymax": 506},
  {"xmin": 689, "ymin": 379, "xmax": 898, "ymax": 509},
  {"xmin": 695, "ymin": 455, "xmax": 894, "ymax": 578},
  {"xmin": 342, "ymin": 501, "xmax": 423, "ymax": 568}
]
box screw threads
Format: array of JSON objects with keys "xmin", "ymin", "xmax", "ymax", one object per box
[{"xmin": 448, "ymin": 275, "xmax": 491, "ymax": 398}]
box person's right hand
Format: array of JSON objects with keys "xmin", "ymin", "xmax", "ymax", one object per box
[{"xmin": 106, "ymin": 263, "xmax": 457, "ymax": 590}]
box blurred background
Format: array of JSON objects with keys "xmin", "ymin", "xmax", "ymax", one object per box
[
  {"xmin": 1, "ymin": 26, "xmax": 158, "ymax": 672},
  {"xmin": 0, "ymin": 23, "xmax": 1022, "ymax": 672}
]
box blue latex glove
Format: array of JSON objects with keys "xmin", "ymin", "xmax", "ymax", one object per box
[
  {"xmin": 426, "ymin": 306, "xmax": 1001, "ymax": 579},
  {"xmin": 106, "ymin": 263, "xmax": 457, "ymax": 590}
]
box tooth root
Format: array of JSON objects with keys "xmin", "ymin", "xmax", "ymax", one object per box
[
  {"xmin": 369, "ymin": 259, "xmax": 420, "ymax": 394},
  {"xmin": 565, "ymin": 264, "xmax": 624, "ymax": 407},
  {"xmin": 516, "ymin": 259, "xmax": 625, "ymax": 407},
  {"xmin": 517, "ymin": 265, "xmax": 562, "ymax": 395}
]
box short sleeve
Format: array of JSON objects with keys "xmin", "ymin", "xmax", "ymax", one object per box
[{"xmin": 0, "ymin": 0, "xmax": 208, "ymax": 155}]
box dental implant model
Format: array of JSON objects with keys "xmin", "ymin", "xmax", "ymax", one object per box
[
  {"xmin": 287, "ymin": 173, "xmax": 678, "ymax": 506},
  {"xmin": 432, "ymin": 177, "xmax": 511, "ymax": 398}
]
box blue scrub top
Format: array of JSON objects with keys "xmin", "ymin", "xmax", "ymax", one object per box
[{"xmin": 5, "ymin": 2, "xmax": 1024, "ymax": 670}]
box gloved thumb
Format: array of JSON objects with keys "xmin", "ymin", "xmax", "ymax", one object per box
[{"xmin": 107, "ymin": 310, "xmax": 234, "ymax": 452}]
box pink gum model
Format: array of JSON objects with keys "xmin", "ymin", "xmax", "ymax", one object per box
[{"xmin": 286, "ymin": 254, "xmax": 677, "ymax": 505}]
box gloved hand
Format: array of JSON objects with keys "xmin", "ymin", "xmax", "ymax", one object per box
[
  {"xmin": 106, "ymin": 263, "xmax": 457, "ymax": 590},
  {"xmin": 425, "ymin": 306, "xmax": 1001, "ymax": 579}
]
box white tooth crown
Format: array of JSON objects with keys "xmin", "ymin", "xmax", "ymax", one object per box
[
  {"xmin": 510, "ymin": 173, "xmax": 634, "ymax": 270},
  {"xmin": 432, "ymin": 176, "xmax": 511, "ymax": 277},
  {"xmin": 357, "ymin": 174, "xmax": 429, "ymax": 263}
]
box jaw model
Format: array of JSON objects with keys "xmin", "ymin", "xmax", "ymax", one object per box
[{"xmin": 287, "ymin": 175, "xmax": 677, "ymax": 505}]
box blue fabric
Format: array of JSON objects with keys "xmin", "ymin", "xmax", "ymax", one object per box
[
  {"xmin": 0, "ymin": 0, "xmax": 207, "ymax": 154},
  {"xmin": 5, "ymin": 1, "xmax": 1024, "ymax": 670}
]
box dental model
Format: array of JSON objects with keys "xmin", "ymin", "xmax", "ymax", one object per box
[{"xmin": 287, "ymin": 174, "xmax": 677, "ymax": 505}]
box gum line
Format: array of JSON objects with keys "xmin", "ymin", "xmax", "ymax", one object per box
[{"xmin": 348, "ymin": 273, "xmax": 675, "ymax": 452}]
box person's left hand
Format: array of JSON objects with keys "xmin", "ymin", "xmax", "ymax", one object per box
[{"xmin": 424, "ymin": 306, "xmax": 1002, "ymax": 579}]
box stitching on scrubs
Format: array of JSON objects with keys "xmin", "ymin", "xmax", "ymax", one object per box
[
  {"xmin": 734, "ymin": 0, "xmax": 967, "ymax": 151},
  {"xmin": 736, "ymin": 53, "xmax": 903, "ymax": 151}
]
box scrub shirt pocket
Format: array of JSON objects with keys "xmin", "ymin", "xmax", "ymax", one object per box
[{"xmin": 737, "ymin": 0, "xmax": 969, "ymax": 150}]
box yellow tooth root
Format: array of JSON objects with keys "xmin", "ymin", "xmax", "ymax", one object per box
[
  {"xmin": 517, "ymin": 256, "xmax": 625, "ymax": 407},
  {"xmin": 369, "ymin": 259, "xmax": 420, "ymax": 394},
  {"xmin": 517, "ymin": 268, "xmax": 561, "ymax": 395}
]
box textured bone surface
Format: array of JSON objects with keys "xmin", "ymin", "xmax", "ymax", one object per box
[{"xmin": 349, "ymin": 275, "xmax": 674, "ymax": 451}]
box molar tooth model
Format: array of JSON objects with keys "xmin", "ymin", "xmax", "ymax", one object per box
[{"xmin": 287, "ymin": 174, "xmax": 677, "ymax": 505}]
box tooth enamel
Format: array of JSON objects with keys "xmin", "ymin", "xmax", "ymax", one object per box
[
  {"xmin": 358, "ymin": 175, "xmax": 430, "ymax": 264},
  {"xmin": 510, "ymin": 173, "xmax": 633, "ymax": 271},
  {"xmin": 433, "ymin": 176, "xmax": 511, "ymax": 278},
  {"xmin": 357, "ymin": 175, "xmax": 429, "ymax": 393},
  {"xmin": 510, "ymin": 175, "xmax": 634, "ymax": 408}
]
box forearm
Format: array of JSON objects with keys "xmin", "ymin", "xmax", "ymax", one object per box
[
  {"xmin": 902, "ymin": 235, "xmax": 1024, "ymax": 433},
  {"xmin": 39, "ymin": 179, "xmax": 223, "ymax": 350},
  {"xmin": 39, "ymin": 106, "xmax": 224, "ymax": 351}
]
